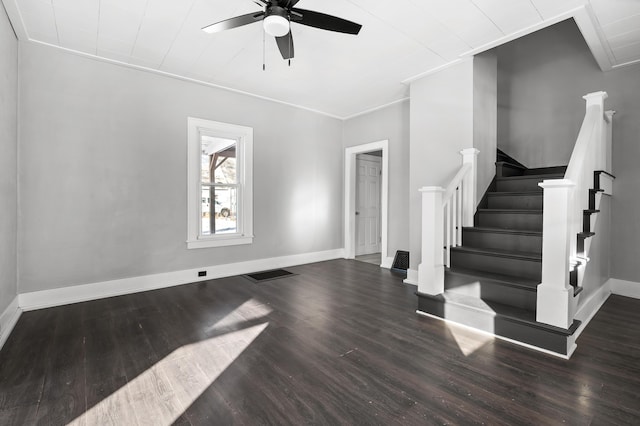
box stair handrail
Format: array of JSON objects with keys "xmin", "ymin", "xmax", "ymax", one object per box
[
  {"xmin": 416, "ymin": 148, "xmax": 479, "ymax": 295},
  {"xmin": 537, "ymin": 91, "xmax": 613, "ymax": 329}
]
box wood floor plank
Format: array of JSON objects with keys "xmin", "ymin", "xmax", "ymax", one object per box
[
  {"xmin": 34, "ymin": 304, "xmax": 87, "ymax": 425},
  {"xmin": 1, "ymin": 260, "xmax": 639, "ymax": 425}
]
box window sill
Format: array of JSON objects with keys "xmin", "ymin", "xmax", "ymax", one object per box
[{"xmin": 186, "ymin": 235, "xmax": 254, "ymax": 249}]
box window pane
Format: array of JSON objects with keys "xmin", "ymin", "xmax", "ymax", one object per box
[
  {"xmin": 201, "ymin": 186, "xmax": 238, "ymax": 236},
  {"xmin": 201, "ymin": 136, "xmax": 237, "ymax": 185}
]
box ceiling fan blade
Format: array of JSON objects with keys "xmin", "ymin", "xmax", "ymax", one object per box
[
  {"xmin": 275, "ymin": 31, "xmax": 294, "ymax": 59},
  {"xmin": 282, "ymin": 0, "xmax": 302, "ymax": 8},
  {"xmin": 202, "ymin": 12, "xmax": 264, "ymax": 34},
  {"xmin": 291, "ymin": 8, "xmax": 362, "ymax": 35}
]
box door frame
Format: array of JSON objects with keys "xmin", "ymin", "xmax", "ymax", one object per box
[{"xmin": 344, "ymin": 140, "xmax": 389, "ymax": 267}]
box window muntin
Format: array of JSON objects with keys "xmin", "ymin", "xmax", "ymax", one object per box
[{"xmin": 200, "ymin": 137, "xmax": 238, "ymax": 236}]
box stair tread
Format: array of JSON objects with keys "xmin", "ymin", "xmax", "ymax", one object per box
[
  {"xmin": 496, "ymin": 149, "xmax": 527, "ymax": 168},
  {"xmin": 495, "ymin": 160, "xmax": 526, "ymax": 168},
  {"xmin": 420, "ymin": 291, "xmax": 579, "ymax": 336},
  {"xmin": 478, "ymin": 208, "xmax": 543, "ymax": 213},
  {"xmin": 496, "ymin": 173, "xmax": 564, "ymax": 181},
  {"xmin": 578, "ymin": 232, "xmax": 596, "ymax": 238},
  {"xmin": 487, "ymin": 191, "xmax": 543, "ymax": 196},
  {"xmin": 451, "ymin": 245, "xmax": 542, "ymax": 261},
  {"xmin": 463, "ymin": 226, "xmax": 542, "ymax": 236},
  {"xmin": 595, "ymin": 170, "xmax": 616, "ymax": 179},
  {"xmin": 446, "ymin": 267, "xmax": 539, "ymax": 289}
]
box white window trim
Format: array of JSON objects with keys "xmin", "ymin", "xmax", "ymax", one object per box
[{"xmin": 187, "ymin": 117, "xmax": 253, "ymax": 249}]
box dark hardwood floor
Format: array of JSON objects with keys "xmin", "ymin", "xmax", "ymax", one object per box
[{"xmin": 1, "ymin": 259, "xmax": 639, "ymax": 425}]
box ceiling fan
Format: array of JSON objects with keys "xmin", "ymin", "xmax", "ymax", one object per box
[{"xmin": 201, "ymin": 0, "xmax": 362, "ymax": 62}]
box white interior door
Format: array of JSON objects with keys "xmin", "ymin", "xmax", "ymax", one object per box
[{"xmin": 355, "ymin": 154, "xmax": 381, "ymax": 256}]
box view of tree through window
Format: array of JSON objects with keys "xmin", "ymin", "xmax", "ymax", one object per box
[{"xmin": 201, "ymin": 136, "xmax": 238, "ymax": 236}]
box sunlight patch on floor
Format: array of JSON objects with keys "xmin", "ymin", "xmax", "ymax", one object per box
[
  {"xmin": 443, "ymin": 294, "xmax": 495, "ymax": 357},
  {"xmin": 69, "ymin": 302, "xmax": 270, "ymax": 426},
  {"xmin": 205, "ymin": 298, "xmax": 273, "ymax": 332},
  {"xmin": 445, "ymin": 321, "xmax": 495, "ymax": 357}
]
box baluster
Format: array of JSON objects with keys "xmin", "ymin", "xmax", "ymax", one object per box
[
  {"xmin": 452, "ymin": 188, "xmax": 458, "ymax": 247},
  {"xmin": 457, "ymin": 184, "xmax": 463, "ymax": 246},
  {"xmin": 445, "ymin": 202, "xmax": 451, "ymax": 267}
]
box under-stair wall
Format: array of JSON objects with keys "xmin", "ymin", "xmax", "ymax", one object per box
[{"xmin": 573, "ymin": 189, "xmax": 611, "ymax": 329}]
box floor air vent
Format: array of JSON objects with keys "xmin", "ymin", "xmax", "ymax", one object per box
[
  {"xmin": 243, "ymin": 269, "xmax": 296, "ymax": 283},
  {"xmin": 392, "ymin": 250, "xmax": 409, "ymax": 271}
]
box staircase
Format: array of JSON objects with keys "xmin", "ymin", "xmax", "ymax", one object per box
[
  {"xmin": 417, "ymin": 149, "xmax": 582, "ymax": 355},
  {"xmin": 414, "ymin": 92, "xmax": 614, "ymax": 358}
]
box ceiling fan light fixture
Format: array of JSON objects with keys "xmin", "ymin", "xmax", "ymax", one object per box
[{"xmin": 263, "ymin": 7, "xmax": 289, "ymax": 37}]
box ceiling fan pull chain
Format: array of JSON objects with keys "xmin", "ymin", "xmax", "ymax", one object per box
[
  {"xmin": 288, "ymin": 16, "xmax": 292, "ymax": 67},
  {"xmin": 262, "ymin": 26, "xmax": 266, "ymax": 71}
]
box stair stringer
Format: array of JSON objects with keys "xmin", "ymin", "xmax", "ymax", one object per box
[{"xmin": 572, "ymin": 171, "xmax": 615, "ymax": 293}]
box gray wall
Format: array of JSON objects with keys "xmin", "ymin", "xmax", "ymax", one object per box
[
  {"xmin": 18, "ymin": 42, "xmax": 344, "ymax": 294},
  {"xmin": 0, "ymin": 4, "xmax": 18, "ymax": 313},
  {"xmin": 473, "ymin": 51, "xmax": 498, "ymax": 199},
  {"xmin": 497, "ymin": 20, "xmax": 601, "ymax": 168},
  {"xmin": 409, "ymin": 60, "xmax": 474, "ymax": 270},
  {"xmin": 497, "ymin": 19, "xmax": 640, "ymax": 284},
  {"xmin": 343, "ymin": 100, "xmax": 410, "ymax": 261},
  {"xmin": 604, "ymin": 65, "xmax": 640, "ymax": 283}
]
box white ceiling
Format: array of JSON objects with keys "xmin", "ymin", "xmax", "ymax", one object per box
[{"xmin": 3, "ymin": 0, "xmax": 640, "ymax": 118}]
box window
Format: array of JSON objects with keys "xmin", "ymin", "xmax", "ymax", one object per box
[{"xmin": 187, "ymin": 118, "xmax": 253, "ymax": 249}]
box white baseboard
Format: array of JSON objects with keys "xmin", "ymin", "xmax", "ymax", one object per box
[
  {"xmin": 574, "ymin": 280, "xmax": 612, "ymax": 339},
  {"xmin": 381, "ymin": 256, "xmax": 394, "ymax": 269},
  {"xmin": 0, "ymin": 296, "xmax": 22, "ymax": 352},
  {"xmin": 416, "ymin": 309, "xmax": 571, "ymax": 360},
  {"xmin": 609, "ymin": 278, "xmax": 640, "ymax": 299},
  {"xmin": 19, "ymin": 249, "xmax": 345, "ymax": 311},
  {"xmin": 403, "ymin": 268, "xmax": 419, "ymax": 286}
]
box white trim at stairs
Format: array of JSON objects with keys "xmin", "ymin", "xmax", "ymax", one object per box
[
  {"xmin": 574, "ymin": 280, "xmax": 612, "ymax": 340},
  {"xmin": 403, "ymin": 268, "xmax": 419, "ymax": 286},
  {"xmin": 0, "ymin": 296, "xmax": 21, "ymax": 352},
  {"xmin": 19, "ymin": 249, "xmax": 344, "ymax": 311},
  {"xmin": 416, "ymin": 310, "xmax": 572, "ymax": 360},
  {"xmin": 610, "ymin": 278, "xmax": 640, "ymax": 299}
]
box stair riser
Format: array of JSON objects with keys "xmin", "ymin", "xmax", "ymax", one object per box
[
  {"xmin": 523, "ymin": 167, "xmax": 567, "ymax": 176},
  {"xmin": 496, "ymin": 162, "xmax": 525, "ymax": 177},
  {"xmin": 583, "ymin": 213, "xmax": 597, "ymax": 233},
  {"xmin": 487, "ymin": 194, "xmax": 542, "ymax": 209},
  {"xmin": 476, "ymin": 212, "xmax": 543, "ymax": 231},
  {"xmin": 496, "ymin": 178, "xmax": 544, "ymax": 192},
  {"xmin": 463, "ymin": 230, "xmax": 542, "ymax": 253},
  {"xmin": 417, "ymin": 295, "xmax": 573, "ymax": 355},
  {"xmin": 450, "ymin": 251, "xmax": 541, "ymax": 281},
  {"xmin": 445, "ymin": 275, "xmax": 536, "ymax": 310}
]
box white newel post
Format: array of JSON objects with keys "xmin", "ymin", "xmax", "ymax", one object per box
[
  {"xmin": 536, "ymin": 180, "xmax": 575, "ymax": 329},
  {"xmin": 460, "ymin": 148, "xmax": 479, "ymax": 226},
  {"xmin": 417, "ymin": 187, "xmax": 445, "ymax": 295},
  {"xmin": 605, "ymin": 110, "xmax": 615, "ymax": 173}
]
